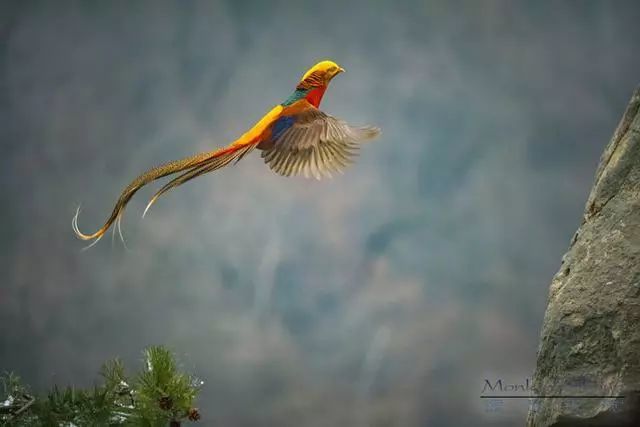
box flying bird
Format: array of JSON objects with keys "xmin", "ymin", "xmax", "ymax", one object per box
[{"xmin": 72, "ymin": 60, "xmax": 380, "ymax": 246}]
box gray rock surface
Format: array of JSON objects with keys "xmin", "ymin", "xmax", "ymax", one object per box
[{"xmin": 527, "ymin": 88, "xmax": 640, "ymax": 427}]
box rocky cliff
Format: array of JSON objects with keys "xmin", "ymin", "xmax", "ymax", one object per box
[{"xmin": 528, "ymin": 88, "xmax": 640, "ymax": 426}]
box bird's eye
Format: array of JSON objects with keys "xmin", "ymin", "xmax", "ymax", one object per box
[{"xmin": 327, "ymin": 66, "xmax": 337, "ymax": 73}]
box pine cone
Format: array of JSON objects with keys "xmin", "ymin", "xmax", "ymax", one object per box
[{"xmin": 188, "ymin": 407, "xmax": 201, "ymax": 421}]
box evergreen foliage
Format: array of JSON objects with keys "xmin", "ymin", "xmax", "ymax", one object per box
[{"xmin": 1, "ymin": 346, "xmax": 202, "ymax": 426}]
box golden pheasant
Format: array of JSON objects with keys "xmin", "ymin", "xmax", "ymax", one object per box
[{"xmin": 72, "ymin": 60, "xmax": 380, "ymax": 245}]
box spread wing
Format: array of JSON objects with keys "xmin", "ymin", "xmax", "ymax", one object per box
[{"xmin": 261, "ymin": 108, "xmax": 380, "ymax": 179}]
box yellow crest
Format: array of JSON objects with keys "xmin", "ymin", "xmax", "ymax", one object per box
[{"xmin": 300, "ymin": 60, "xmax": 345, "ymax": 82}]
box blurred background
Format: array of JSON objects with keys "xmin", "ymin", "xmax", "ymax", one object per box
[{"xmin": 2, "ymin": 1, "xmax": 640, "ymax": 425}]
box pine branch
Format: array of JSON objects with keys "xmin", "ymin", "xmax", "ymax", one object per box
[{"xmin": 1, "ymin": 346, "xmax": 203, "ymax": 426}]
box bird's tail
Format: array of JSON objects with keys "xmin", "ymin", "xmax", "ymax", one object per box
[{"xmin": 72, "ymin": 142, "xmax": 257, "ymax": 244}]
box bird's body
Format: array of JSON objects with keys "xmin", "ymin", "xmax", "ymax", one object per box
[{"xmin": 73, "ymin": 60, "xmax": 380, "ymax": 245}]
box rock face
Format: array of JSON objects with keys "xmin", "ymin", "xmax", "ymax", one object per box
[{"xmin": 528, "ymin": 88, "xmax": 640, "ymax": 427}]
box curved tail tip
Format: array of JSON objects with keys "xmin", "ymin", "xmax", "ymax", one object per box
[
  {"xmin": 142, "ymin": 197, "xmax": 157, "ymax": 219},
  {"xmin": 115, "ymin": 214, "xmax": 129, "ymax": 251},
  {"xmin": 71, "ymin": 204, "xmax": 102, "ymax": 249},
  {"xmin": 80, "ymin": 234, "xmax": 103, "ymax": 251},
  {"xmin": 71, "ymin": 205, "xmax": 82, "ymax": 237},
  {"xmin": 72, "ymin": 204, "xmax": 89, "ymax": 239}
]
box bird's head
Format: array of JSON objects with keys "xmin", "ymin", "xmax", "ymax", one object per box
[
  {"xmin": 299, "ymin": 60, "xmax": 345, "ymax": 87},
  {"xmin": 282, "ymin": 60, "xmax": 345, "ymax": 107}
]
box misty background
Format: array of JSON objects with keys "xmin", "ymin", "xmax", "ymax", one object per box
[{"xmin": 2, "ymin": 1, "xmax": 640, "ymax": 425}]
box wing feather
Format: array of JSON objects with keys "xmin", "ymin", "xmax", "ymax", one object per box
[
  {"xmin": 262, "ymin": 106, "xmax": 380, "ymax": 178},
  {"xmin": 312, "ymin": 147, "xmax": 322, "ymax": 180},
  {"xmin": 316, "ymin": 144, "xmax": 332, "ymax": 177}
]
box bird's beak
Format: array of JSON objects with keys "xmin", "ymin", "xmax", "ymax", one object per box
[{"xmin": 338, "ymin": 67, "xmax": 346, "ymax": 73}]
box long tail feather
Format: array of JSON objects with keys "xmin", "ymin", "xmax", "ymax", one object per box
[
  {"xmin": 143, "ymin": 143, "xmax": 256, "ymax": 217},
  {"xmin": 72, "ymin": 144, "xmax": 253, "ymax": 242}
]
